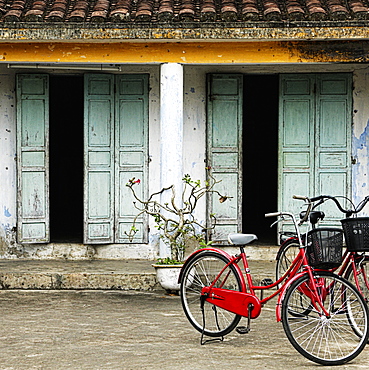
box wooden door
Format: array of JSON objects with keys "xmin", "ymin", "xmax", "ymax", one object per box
[
  {"xmin": 115, "ymin": 74, "xmax": 149, "ymax": 243},
  {"xmin": 207, "ymin": 74, "xmax": 243, "ymax": 241},
  {"xmin": 84, "ymin": 74, "xmax": 149, "ymax": 244},
  {"xmin": 279, "ymin": 74, "xmax": 352, "ymax": 229},
  {"xmin": 84, "ymin": 74, "xmax": 115, "ymax": 244},
  {"xmin": 17, "ymin": 74, "xmax": 50, "ymax": 243}
]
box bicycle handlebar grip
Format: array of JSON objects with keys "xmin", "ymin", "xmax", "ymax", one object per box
[
  {"xmin": 310, "ymin": 195, "xmax": 324, "ymax": 202},
  {"xmin": 293, "ymin": 195, "xmax": 307, "ymax": 201},
  {"xmin": 265, "ymin": 212, "xmax": 281, "ymax": 218}
]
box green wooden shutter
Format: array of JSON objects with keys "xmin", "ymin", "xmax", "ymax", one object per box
[
  {"xmin": 315, "ymin": 74, "xmax": 352, "ymax": 222},
  {"xmin": 115, "ymin": 74, "xmax": 149, "ymax": 243},
  {"xmin": 84, "ymin": 74, "xmax": 115, "ymax": 244},
  {"xmin": 17, "ymin": 74, "xmax": 50, "ymax": 243},
  {"xmin": 207, "ymin": 74, "xmax": 243, "ymax": 241},
  {"xmin": 279, "ymin": 74, "xmax": 352, "ymax": 228},
  {"xmin": 279, "ymin": 75, "xmax": 315, "ymax": 218}
]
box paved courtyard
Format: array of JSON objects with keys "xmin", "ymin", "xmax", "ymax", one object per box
[{"xmin": 1, "ymin": 289, "xmax": 369, "ymax": 369}]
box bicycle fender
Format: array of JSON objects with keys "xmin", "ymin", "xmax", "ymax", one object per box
[
  {"xmin": 275, "ymin": 271, "xmax": 307, "ymax": 322},
  {"xmin": 177, "ymin": 248, "xmax": 246, "ymax": 292}
]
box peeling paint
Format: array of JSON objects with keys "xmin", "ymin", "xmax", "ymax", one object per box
[{"xmin": 352, "ymin": 119, "xmax": 369, "ymax": 203}]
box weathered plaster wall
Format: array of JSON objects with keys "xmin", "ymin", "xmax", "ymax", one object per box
[
  {"xmin": 352, "ymin": 67, "xmax": 369, "ymax": 213},
  {"xmin": 0, "ymin": 65, "xmax": 18, "ymax": 257},
  {"xmin": 183, "ymin": 67, "xmax": 207, "ymax": 226}
]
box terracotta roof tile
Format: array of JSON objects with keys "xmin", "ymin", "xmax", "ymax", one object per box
[
  {"xmin": 0, "ymin": 0, "xmax": 368, "ymax": 23},
  {"xmin": 263, "ymin": 0, "xmax": 281, "ymax": 20},
  {"xmin": 285, "ymin": 0, "xmax": 305, "ymax": 20},
  {"xmin": 110, "ymin": 0, "xmax": 131, "ymax": 21},
  {"xmin": 305, "ymin": 0, "xmax": 327, "ymax": 20},
  {"xmin": 158, "ymin": 0, "xmax": 174, "ymax": 22},
  {"xmin": 241, "ymin": 0, "xmax": 259, "ymax": 21},
  {"xmin": 136, "ymin": 0, "xmax": 154, "ymax": 21},
  {"xmin": 47, "ymin": 1, "xmax": 68, "ymax": 21}
]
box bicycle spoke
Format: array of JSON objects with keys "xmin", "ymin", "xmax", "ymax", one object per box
[{"xmin": 282, "ymin": 272, "xmax": 369, "ymax": 365}]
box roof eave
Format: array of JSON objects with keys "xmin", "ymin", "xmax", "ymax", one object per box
[{"xmin": 1, "ymin": 22, "xmax": 369, "ymax": 42}]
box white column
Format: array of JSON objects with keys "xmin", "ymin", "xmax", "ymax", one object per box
[{"xmin": 159, "ymin": 63, "xmax": 184, "ymax": 257}]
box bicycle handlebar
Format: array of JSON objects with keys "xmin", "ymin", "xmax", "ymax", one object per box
[
  {"xmin": 293, "ymin": 194, "xmax": 369, "ymax": 218},
  {"xmin": 292, "ymin": 195, "xmax": 313, "ymax": 224}
]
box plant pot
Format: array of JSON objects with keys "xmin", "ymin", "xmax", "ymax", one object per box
[{"xmin": 152, "ymin": 264, "xmax": 183, "ymax": 292}]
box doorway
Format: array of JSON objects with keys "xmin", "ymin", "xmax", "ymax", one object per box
[
  {"xmin": 243, "ymin": 75, "xmax": 279, "ymax": 244},
  {"xmin": 49, "ymin": 75, "xmax": 84, "ymax": 242}
]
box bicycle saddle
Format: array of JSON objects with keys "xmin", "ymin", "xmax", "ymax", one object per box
[
  {"xmin": 228, "ymin": 233, "xmax": 258, "ymax": 246},
  {"xmin": 299, "ymin": 211, "xmax": 325, "ymax": 225}
]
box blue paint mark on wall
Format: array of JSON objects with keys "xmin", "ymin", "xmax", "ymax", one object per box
[
  {"xmin": 3, "ymin": 207, "xmax": 11, "ymax": 217},
  {"xmin": 353, "ymin": 119, "xmax": 369, "ymax": 160}
]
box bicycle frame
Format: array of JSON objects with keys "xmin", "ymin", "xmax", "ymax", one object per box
[
  {"xmin": 337, "ymin": 250, "xmax": 369, "ymax": 297},
  {"xmin": 181, "ymin": 242, "xmax": 332, "ymax": 323}
]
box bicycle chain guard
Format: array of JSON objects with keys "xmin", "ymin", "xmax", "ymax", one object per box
[{"xmin": 201, "ymin": 287, "xmax": 262, "ymax": 318}]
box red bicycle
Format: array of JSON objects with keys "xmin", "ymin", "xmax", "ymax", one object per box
[
  {"xmin": 276, "ymin": 195, "xmax": 369, "ymax": 301},
  {"xmin": 179, "ymin": 206, "xmax": 369, "ymax": 366}
]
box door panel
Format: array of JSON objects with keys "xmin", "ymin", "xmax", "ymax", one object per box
[
  {"xmin": 115, "ymin": 75, "xmax": 148, "ymax": 243},
  {"xmin": 279, "ymin": 75, "xmax": 314, "ymax": 219},
  {"xmin": 207, "ymin": 74, "xmax": 243, "ymax": 241},
  {"xmin": 17, "ymin": 74, "xmax": 50, "ymax": 243},
  {"xmin": 84, "ymin": 74, "xmax": 114, "ymax": 244},
  {"xmin": 316, "ymin": 74, "xmax": 351, "ymax": 221}
]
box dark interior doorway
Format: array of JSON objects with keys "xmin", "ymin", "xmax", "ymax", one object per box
[
  {"xmin": 243, "ymin": 75, "xmax": 279, "ymax": 244},
  {"xmin": 49, "ymin": 75, "xmax": 84, "ymax": 242}
]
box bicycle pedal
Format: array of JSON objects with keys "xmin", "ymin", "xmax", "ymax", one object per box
[
  {"xmin": 236, "ymin": 326, "xmax": 250, "ymax": 334},
  {"xmin": 260, "ymin": 278, "xmax": 274, "ymax": 286}
]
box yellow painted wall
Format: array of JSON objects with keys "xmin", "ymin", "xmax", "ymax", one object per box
[{"xmin": 0, "ymin": 41, "xmax": 367, "ymax": 64}]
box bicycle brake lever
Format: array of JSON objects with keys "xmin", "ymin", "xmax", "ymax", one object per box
[{"xmin": 270, "ymin": 218, "xmax": 283, "ymax": 228}]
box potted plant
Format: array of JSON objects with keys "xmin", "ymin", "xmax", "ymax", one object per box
[{"xmin": 126, "ymin": 169, "xmax": 230, "ymax": 292}]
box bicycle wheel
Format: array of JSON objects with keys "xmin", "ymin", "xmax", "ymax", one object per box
[
  {"xmin": 282, "ymin": 271, "xmax": 369, "ymax": 366},
  {"xmin": 276, "ymin": 239, "xmax": 300, "ymax": 282},
  {"xmin": 180, "ymin": 251, "xmax": 242, "ymax": 337},
  {"xmin": 345, "ymin": 255, "xmax": 369, "ymax": 301},
  {"xmin": 344, "ymin": 256, "xmax": 369, "ymax": 337}
]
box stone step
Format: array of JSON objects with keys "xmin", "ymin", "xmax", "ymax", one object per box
[{"xmin": 0, "ymin": 245, "xmax": 279, "ymax": 290}]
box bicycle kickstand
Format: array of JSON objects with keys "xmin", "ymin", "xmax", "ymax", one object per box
[
  {"xmin": 236, "ymin": 303, "xmax": 253, "ymax": 334},
  {"xmin": 200, "ymin": 294, "xmax": 224, "ymax": 345}
]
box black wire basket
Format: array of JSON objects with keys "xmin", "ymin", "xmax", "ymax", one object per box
[
  {"xmin": 307, "ymin": 228, "xmax": 343, "ymax": 269},
  {"xmin": 341, "ymin": 217, "xmax": 369, "ymax": 251}
]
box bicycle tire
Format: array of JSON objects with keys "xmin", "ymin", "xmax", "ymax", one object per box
[
  {"xmin": 344, "ymin": 256, "xmax": 369, "ymax": 337},
  {"xmin": 345, "ymin": 255, "xmax": 369, "ymax": 301},
  {"xmin": 276, "ymin": 238, "xmax": 300, "ymax": 282},
  {"xmin": 180, "ymin": 251, "xmax": 242, "ymax": 337},
  {"xmin": 281, "ymin": 271, "xmax": 369, "ymax": 366}
]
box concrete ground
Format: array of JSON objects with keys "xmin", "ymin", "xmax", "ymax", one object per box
[
  {"xmin": 1, "ymin": 289, "xmax": 369, "ymax": 370},
  {"xmin": 0, "ymin": 256, "xmax": 369, "ymax": 369}
]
